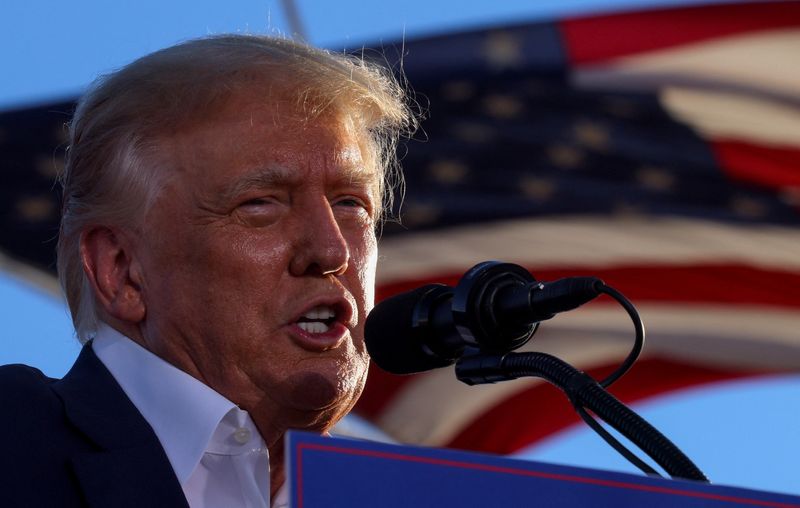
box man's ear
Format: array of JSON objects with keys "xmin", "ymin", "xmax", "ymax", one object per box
[{"xmin": 80, "ymin": 226, "xmax": 146, "ymax": 324}]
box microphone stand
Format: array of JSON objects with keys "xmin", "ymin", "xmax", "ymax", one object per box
[{"xmin": 455, "ymin": 351, "xmax": 709, "ymax": 482}]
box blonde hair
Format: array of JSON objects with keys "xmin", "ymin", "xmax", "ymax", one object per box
[{"xmin": 58, "ymin": 34, "xmax": 417, "ymax": 342}]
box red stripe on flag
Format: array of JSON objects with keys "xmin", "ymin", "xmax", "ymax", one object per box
[
  {"xmin": 561, "ymin": 2, "xmax": 800, "ymax": 65},
  {"xmin": 377, "ymin": 264, "xmax": 800, "ymax": 309},
  {"xmin": 445, "ymin": 358, "xmax": 767, "ymax": 454},
  {"xmin": 713, "ymin": 139, "xmax": 800, "ymax": 191},
  {"xmin": 358, "ymin": 263, "xmax": 800, "ymax": 422}
]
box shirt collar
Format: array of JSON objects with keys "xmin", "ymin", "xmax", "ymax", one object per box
[{"xmin": 92, "ymin": 324, "xmax": 237, "ymax": 484}]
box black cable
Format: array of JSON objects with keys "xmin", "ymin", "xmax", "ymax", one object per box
[
  {"xmin": 595, "ymin": 282, "xmax": 645, "ymax": 388},
  {"xmin": 494, "ymin": 352, "xmax": 709, "ymax": 482},
  {"xmin": 454, "ymin": 275, "xmax": 706, "ymax": 481},
  {"xmin": 573, "ymin": 404, "xmax": 661, "ymax": 477}
]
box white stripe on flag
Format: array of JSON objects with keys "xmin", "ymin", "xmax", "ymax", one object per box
[
  {"xmin": 573, "ymin": 29, "xmax": 800, "ymax": 101},
  {"xmin": 660, "ymin": 86, "xmax": 800, "ymax": 147},
  {"xmin": 374, "ymin": 304, "xmax": 800, "ymax": 446},
  {"xmin": 377, "ymin": 216, "xmax": 800, "ymax": 283}
]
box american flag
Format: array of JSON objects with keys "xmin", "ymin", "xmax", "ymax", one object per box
[
  {"xmin": 354, "ymin": 0, "xmax": 800, "ymax": 455},
  {"xmin": 0, "ymin": 0, "xmax": 798, "ymax": 460}
]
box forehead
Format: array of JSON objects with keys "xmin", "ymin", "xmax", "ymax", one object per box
[{"xmin": 164, "ymin": 92, "xmax": 381, "ymax": 190}]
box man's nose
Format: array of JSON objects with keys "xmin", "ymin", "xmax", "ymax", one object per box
[{"xmin": 289, "ymin": 198, "xmax": 350, "ymax": 277}]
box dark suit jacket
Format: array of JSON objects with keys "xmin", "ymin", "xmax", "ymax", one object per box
[{"xmin": 0, "ymin": 344, "xmax": 189, "ymax": 507}]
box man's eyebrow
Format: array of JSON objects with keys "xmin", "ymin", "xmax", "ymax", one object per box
[
  {"xmin": 218, "ymin": 165, "xmax": 295, "ymax": 203},
  {"xmin": 337, "ymin": 168, "xmax": 381, "ymax": 189},
  {"xmin": 215, "ymin": 164, "xmax": 381, "ymax": 205}
]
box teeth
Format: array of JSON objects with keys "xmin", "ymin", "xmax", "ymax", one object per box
[
  {"xmin": 298, "ymin": 322, "xmax": 330, "ymax": 333},
  {"xmin": 297, "ymin": 305, "xmax": 336, "ymax": 333},
  {"xmin": 303, "ymin": 306, "xmax": 335, "ymax": 320}
]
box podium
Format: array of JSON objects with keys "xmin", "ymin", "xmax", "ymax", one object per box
[{"xmin": 287, "ymin": 432, "xmax": 800, "ymax": 507}]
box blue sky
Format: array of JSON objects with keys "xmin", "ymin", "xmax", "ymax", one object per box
[
  {"xmin": 2, "ymin": 0, "xmax": 798, "ymax": 498},
  {"xmin": 0, "ymin": 0, "xmax": 738, "ymax": 109}
]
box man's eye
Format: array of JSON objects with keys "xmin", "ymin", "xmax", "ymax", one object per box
[
  {"xmin": 240, "ymin": 197, "xmax": 273, "ymax": 207},
  {"xmin": 234, "ymin": 197, "xmax": 282, "ymax": 226},
  {"xmin": 334, "ymin": 197, "xmax": 372, "ymax": 216},
  {"xmin": 236, "ymin": 198, "xmax": 281, "ymax": 219},
  {"xmin": 336, "ymin": 198, "xmax": 363, "ymax": 207}
]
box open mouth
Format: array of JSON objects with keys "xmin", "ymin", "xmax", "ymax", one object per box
[{"xmin": 296, "ymin": 305, "xmax": 337, "ymax": 334}]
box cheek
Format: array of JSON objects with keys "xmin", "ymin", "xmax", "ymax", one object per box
[
  {"xmin": 232, "ymin": 232, "xmax": 290, "ymax": 273},
  {"xmin": 345, "ymin": 351, "xmax": 371, "ymax": 399},
  {"xmin": 142, "ymin": 225, "xmax": 289, "ymax": 323},
  {"xmin": 337, "ymin": 333, "xmax": 371, "ymax": 400},
  {"xmin": 198, "ymin": 224, "xmax": 290, "ymax": 278},
  {"xmin": 352, "ymin": 230, "xmax": 378, "ymax": 313}
]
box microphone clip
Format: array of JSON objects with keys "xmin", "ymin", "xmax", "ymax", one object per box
[
  {"xmin": 455, "ymin": 349, "xmax": 518, "ymax": 386},
  {"xmin": 451, "ymin": 261, "xmax": 540, "ymax": 354}
]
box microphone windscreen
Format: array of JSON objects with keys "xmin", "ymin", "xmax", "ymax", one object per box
[{"xmin": 365, "ymin": 285, "xmax": 456, "ymax": 375}]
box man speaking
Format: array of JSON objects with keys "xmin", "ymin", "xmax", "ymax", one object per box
[{"xmin": 0, "ymin": 35, "xmax": 414, "ymax": 507}]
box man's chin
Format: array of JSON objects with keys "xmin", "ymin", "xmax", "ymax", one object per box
[{"xmin": 284, "ymin": 371, "xmax": 356, "ymax": 415}]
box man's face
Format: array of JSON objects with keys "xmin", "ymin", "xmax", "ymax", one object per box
[{"xmin": 133, "ymin": 93, "xmax": 378, "ymax": 432}]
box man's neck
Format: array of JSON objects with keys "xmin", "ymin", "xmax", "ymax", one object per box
[{"xmin": 269, "ymin": 441, "xmax": 285, "ymax": 500}]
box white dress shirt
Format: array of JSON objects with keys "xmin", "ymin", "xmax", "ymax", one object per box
[{"xmin": 93, "ymin": 324, "xmax": 288, "ymax": 508}]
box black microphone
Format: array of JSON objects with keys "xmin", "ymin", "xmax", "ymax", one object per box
[{"xmin": 365, "ymin": 261, "xmax": 603, "ymax": 374}]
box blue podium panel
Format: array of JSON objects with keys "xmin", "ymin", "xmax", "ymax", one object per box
[{"xmin": 287, "ymin": 432, "xmax": 800, "ymax": 508}]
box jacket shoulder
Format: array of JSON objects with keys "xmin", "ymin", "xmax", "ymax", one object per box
[
  {"xmin": 0, "ymin": 363, "xmax": 64, "ymax": 432},
  {"xmin": 0, "ymin": 364, "xmax": 92, "ymax": 506},
  {"xmin": 0, "ymin": 363, "xmax": 57, "ymax": 401}
]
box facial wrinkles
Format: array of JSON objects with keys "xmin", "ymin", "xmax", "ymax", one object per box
[
  {"xmin": 134, "ymin": 98, "xmax": 379, "ymax": 432},
  {"xmin": 214, "ymin": 165, "xmax": 296, "ymax": 212},
  {"xmin": 213, "ymin": 136, "xmax": 378, "ymax": 223},
  {"xmin": 352, "ymin": 230, "xmax": 378, "ymax": 311},
  {"xmin": 308, "ymin": 110, "xmax": 382, "ymax": 217}
]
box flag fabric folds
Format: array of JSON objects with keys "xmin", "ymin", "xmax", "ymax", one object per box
[
  {"xmin": 0, "ymin": 0, "xmax": 798, "ymax": 460},
  {"xmin": 355, "ymin": 0, "xmax": 800, "ymax": 455}
]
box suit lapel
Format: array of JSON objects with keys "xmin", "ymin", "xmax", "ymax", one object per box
[{"xmin": 53, "ymin": 345, "xmax": 189, "ymax": 508}]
